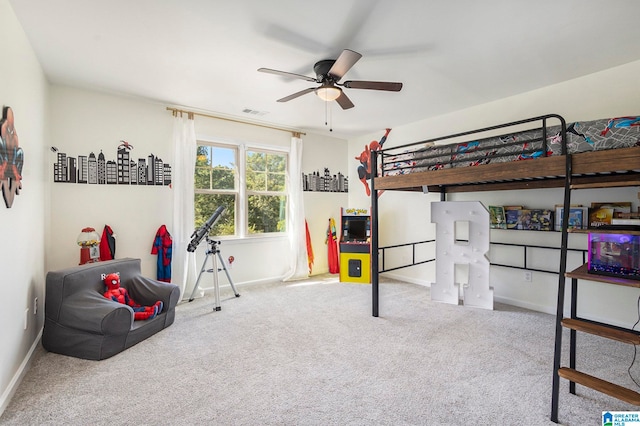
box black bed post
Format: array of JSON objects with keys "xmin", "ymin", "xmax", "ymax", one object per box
[
  {"xmin": 550, "ymin": 116, "xmax": 569, "ymax": 423},
  {"xmin": 371, "ymin": 149, "xmax": 379, "ymax": 317}
]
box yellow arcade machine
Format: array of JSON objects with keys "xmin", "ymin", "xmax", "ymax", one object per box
[{"xmin": 339, "ymin": 207, "xmax": 371, "ymax": 283}]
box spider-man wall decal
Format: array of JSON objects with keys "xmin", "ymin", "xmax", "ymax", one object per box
[{"xmin": 0, "ymin": 106, "xmax": 24, "ymax": 208}]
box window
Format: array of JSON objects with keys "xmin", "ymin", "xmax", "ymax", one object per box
[
  {"xmin": 194, "ymin": 144, "xmax": 237, "ymax": 236},
  {"xmin": 246, "ymin": 149, "xmax": 287, "ymax": 234},
  {"xmin": 194, "ymin": 142, "xmax": 288, "ymax": 237}
]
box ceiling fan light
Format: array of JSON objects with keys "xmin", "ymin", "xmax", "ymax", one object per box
[{"xmin": 315, "ymin": 86, "xmax": 342, "ymax": 101}]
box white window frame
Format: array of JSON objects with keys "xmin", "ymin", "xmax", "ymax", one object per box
[{"xmin": 195, "ymin": 138, "xmax": 289, "ymax": 239}]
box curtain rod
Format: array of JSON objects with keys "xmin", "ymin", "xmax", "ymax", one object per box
[{"xmin": 166, "ymin": 107, "xmax": 305, "ymax": 137}]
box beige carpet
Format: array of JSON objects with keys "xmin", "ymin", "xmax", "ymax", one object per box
[{"xmin": 2, "ymin": 275, "xmax": 639, "ymax": 425}]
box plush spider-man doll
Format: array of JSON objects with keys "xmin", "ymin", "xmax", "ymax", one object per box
[{"xmin": 103, "ymin": 273, "xmax": 163, "ymax": 320}]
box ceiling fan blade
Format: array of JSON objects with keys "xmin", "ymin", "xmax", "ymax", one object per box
[
  {"xmin": 327, "ymin": 49, "xmax": 362, "ymax": 81},
  {"xmin": 277, "ymin": 87, "xmax": 316, "ymax": 103},
  {"xmin": 258, "ymin": 68, "xmax": 317, "ymax": 82},
  {"xmin": 335, "ymin": 91, "xmax": 355, "ymax": 110},
  {"xmin": 343, "ymin": 80, "xmax": 403, "ymax": 91}
]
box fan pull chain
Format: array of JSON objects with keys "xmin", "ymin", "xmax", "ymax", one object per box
[{"xmin": 324, "ymin": 101, "xmax": 333, "ymax": 132}]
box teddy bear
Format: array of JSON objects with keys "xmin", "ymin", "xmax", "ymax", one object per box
[{"xmin": 103, "ymin": 272, "xmax": 163, "ymax": 320}]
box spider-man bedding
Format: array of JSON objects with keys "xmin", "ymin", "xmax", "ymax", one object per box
[{"xmin": 382, "ymin": 116, "xmax": 640, "ymax": 176}]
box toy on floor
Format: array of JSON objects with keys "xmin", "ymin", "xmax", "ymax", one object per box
[{"xmin": 103, "ymin": 272, "xmax": 163, "ymax": 320}]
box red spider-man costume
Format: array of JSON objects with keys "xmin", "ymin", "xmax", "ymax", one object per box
[{"xmin": 103, "ymin": 273, "xmax": 163, "ymax": 320}]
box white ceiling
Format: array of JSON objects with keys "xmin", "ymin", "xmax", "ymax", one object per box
[{"xmin": 9, "ymin": 0, "xmax": 640, "ymax": 139}]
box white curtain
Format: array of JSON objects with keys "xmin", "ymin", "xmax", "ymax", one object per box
[
  {"xmin": 283, "ymin": 135, "xmax": 309, "ymax": 281},
  {"xmin": 171, "ymin": 112, "xmax": 198, "ymax": 299}
]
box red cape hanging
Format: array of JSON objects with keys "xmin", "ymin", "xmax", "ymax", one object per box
[
  {"xmin": 327, "ymin": 218, "xmax": 339, "ymax": 274},
  {"xmin": 305, "ymin": 220, "xmax": 314, "ymax": 273}
]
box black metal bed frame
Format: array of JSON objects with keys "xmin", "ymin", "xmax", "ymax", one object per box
[
  {"xmin": 369, "ymin": 114, "xmax": 572, "ymax": 422},
  {"xmin": 378, "ymin": 239, "xmax": 587, "ymax": 277}
]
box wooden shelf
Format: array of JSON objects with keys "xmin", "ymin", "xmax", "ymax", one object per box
[
  {"xmin": 558, "ymin": 367, "xmax": 640, "ymax": 405},
  {"xmin": 570, "ymin": 171, "xmax": 640, "ymax": 189},
  {"xmin": 566, "ymin": 264, "xmax": 640, "ymax": 288},
  {"xmin": 561, "ymin": 318, "xmax": 640, "ymax": 344},
  {"xmin": 568, "ymin": 228, "xmax": 640, "ymax": 236}
]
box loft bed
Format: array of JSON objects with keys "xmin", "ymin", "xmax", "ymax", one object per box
[
  {"xmin": 368, "ymin": 113, "xmax": 640, "ymax": 424},
  {"xmin": 374, "ymin": 115, "xmax": 640, "ymax": 194},
  {"xmin": 370, "ymin": 113, "xmax": 640, "ymax": 312}
]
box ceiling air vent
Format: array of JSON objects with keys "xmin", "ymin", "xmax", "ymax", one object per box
[{"xmin": 242, "ymin": 108, "xmax": 268, "ymax": 116}]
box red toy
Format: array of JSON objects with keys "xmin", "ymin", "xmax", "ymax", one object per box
[{"xmin": 103, "ymin": 273, "xmax": 163, "ymax": 320}]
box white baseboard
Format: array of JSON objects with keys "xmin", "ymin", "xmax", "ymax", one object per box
[
  {"xmin": 0, "ymin": 328, "xmax": 43, "ymax": 417},
  {"xmin": 380, "ymin": 272, "xmax": 431, "ymax": 287},
  {"xmin": 493, "ymin": 295, "xmax": 556, "ymax": 315}
]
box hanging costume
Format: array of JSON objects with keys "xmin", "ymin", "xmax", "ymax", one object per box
[
  {"xmin": 305, "ymin": 220, "xmax": 314, "ymax": 273},
  {"xmin": 99, "ymin": 225, "xmax": 116, "ymax": 261},
  {"xmin": 326, "ymin": 218, "xmax": 339, "ymax": 274},
  {"xmin": 151, "ymin": 225, "xmax": 173, "ymax": 282}
]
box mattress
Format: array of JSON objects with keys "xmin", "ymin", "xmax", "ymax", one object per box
[{"xmin": 382, "ymin": 116, "xmax": 640, "ymax": 176}]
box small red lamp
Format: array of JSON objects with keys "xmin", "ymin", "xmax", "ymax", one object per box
[{"xmin": 77, "ymin": 227, "xmax": 101, "ymax": 265}]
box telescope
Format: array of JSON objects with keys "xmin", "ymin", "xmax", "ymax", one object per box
[{"xmin": 187, "ymin": 206, "xmax": 225, "ymax": 252}]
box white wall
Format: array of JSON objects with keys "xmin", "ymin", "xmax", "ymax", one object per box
[
  {"xmin": 48, "ymin": 86, "xmax": 173, "ymax": 277},
  {"xmin": 0, "ymin": 0, "xmax": 48, "ymax": 413},
  {"xmin": 48, "ymin": 88, "xmax": 348, "ymax": 288},
  {"xmin": 349, "ymin": 60, "xmax": 640, "ymax": 326},
  {"xmin": 300, "ymin": 133, "xmax": 348, "ymax": 276}
]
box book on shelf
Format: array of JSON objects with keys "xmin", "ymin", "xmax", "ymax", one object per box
[
  {"xmin": 488, "ymin": 205, "xmax": 506, "ymax": 229},
  {"xmin": 616, "ymin": 212, "xmax": 640, "ymax": 219},
  {"xmin": 523, "ymin": 209, "xmax": 554, "ymax": 231},
  {"xmin": 588, "ymin": 202, "xmax": 632, "ymax": 228},
  {"xmin": 505, "ymin": 208, "xmax": 554, "ymax": 231},
  {"xmin": 592, "ymin": 201, "xmax": 632, "ymax": 216},
  {"xmin": 611, "ymin": 218, "xmax": 640, "ymax": 226},
  {"xmin": 554, "ymin": 206, "xmax": 588, "ymax": 231},
  {"xmin": 588, "ymin": 207, "xmax": 614, "ymax": 228},
  {"xmin": 505, "ymin": 208, "xmax": 521, "ymax": 229}
]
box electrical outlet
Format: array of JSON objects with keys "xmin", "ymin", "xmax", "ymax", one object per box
[
  {"xmin": 34, "ymin": 297, "xmax": 38, "ymax": 315},
  {"xmin": 524, "ymin": 271, "xmax": 533, "ymax": 282},
  {"xmin": 24, "ymin": 308, "xmax": 29, "ymax": 330}
]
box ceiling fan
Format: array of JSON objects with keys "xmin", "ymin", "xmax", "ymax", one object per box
[{"xmin": 258, "ymin": 49, "xmax": 402, "ymax": 110}]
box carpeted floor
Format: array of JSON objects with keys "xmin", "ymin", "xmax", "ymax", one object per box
[{"xmin": 1, "ymin": 275, "xmax": 639, "ymax": 425}]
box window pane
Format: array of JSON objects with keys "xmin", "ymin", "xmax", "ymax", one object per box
[
  {"xmin": 196, "ymin": 146, "xmax": 212, "ymax": 166},
  {"xmin": 246, "ymin": 151, "xmax": 266, "ymax": 172},
  {"xmin": 194, "ymin": 193, "xmax": 235, "ymax": 237},
  {"xmin": 194, "ymin": 167, "xmax": 212, "ymax": 190},
  {"xmin": 212, "ymin": 168, "xmax": 235, "ymax": 190},
  {"xmin": 246, "ymin": 169, "xmax": 266, "ymax": 191},
  {"xmin": 248, "ymin": 195, "xmax": 286, "ymax": 234},
  {"xmin": 195, "ymin": 146, "xmax": 212, "ymax": 189},
  {"xmin": 267, "ymin": 153, "xmax": 286, "ymax": 173},
  {"xmin": 267, "ymin": 173, "xmax": 285, "ymax": 191},
  {"xmin": 195, "ymin": 145, "xmax": 236, "ymax": 190}
]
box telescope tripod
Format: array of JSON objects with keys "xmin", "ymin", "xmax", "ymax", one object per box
[{"xmin": 189, "ymin": 237, "xmax": 239, "ymax": 311}]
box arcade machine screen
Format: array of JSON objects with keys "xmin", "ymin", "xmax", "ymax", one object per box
[{"xmin": 343, "ymin": 218, "xmax": 369, "ymax": 243}]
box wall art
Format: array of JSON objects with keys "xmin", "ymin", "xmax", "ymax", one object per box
[
  {"xmin": 354, "ymin": 128, "xmax": 390, "ymax": 196},
  {"xmin": 0, "ymin": 106, "xmax": 24, "ymax": 208},
  {"xmin": 302, "ymin": 167, "xmax": 348, "ymax": 192},
  {"xmin": 52, "ymin": 140, "xmax": 171, "ymax": 186}
]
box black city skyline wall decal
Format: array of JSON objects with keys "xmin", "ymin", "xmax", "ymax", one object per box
[
  {"xmin": 52, "ymin": 140, "xmax": 171, "ymax": 186},
  {"xmin": 302, "ymin": 167, "xmax": 348, "ymax": 193}
]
